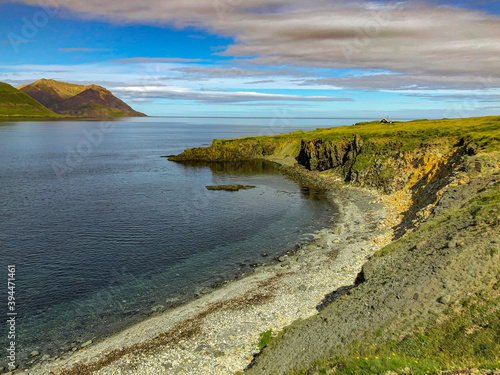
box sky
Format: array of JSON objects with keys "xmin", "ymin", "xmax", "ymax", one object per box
[{"xmin": 0, "ymin": 0, "xmax": 499, "ymax": 118}]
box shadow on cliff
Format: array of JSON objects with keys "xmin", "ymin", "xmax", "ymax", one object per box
[
  {"xmin": 171, "ymin": 159, "xmax": 280, "ymax": 176},
  {"xmin": 392, "ymin": 141, "xmax": 474, "ymax": 238}
]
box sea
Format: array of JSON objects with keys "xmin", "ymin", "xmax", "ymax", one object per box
[{"xmin": 0, "ymin": 116, "xmax": 373, "ymax": 367}]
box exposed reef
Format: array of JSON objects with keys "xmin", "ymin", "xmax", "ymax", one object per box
[{"xmin": 205, "ymin": 185, "xmax": 256, "ymax": 191}]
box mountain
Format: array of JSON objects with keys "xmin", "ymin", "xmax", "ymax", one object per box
[
  {"xmin": 19, "ymin": 79, "xmax": 146, "ymax": 117},
  {"xmin": 0, "ymin": 82, "xmax": 59, "ymax": 117}
]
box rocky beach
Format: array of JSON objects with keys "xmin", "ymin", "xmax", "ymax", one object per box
[{"xmin": 22, "ymin": 160, "xmax": 405, "ymax": 375}]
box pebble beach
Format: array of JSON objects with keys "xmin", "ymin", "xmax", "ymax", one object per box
[{"xmin": 20, "ymin": 170, "xmax": 410, "ymax": 375}]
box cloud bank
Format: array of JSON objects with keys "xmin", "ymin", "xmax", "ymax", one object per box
[
  {"xmin": 112, "ymin": 86, "xmax": 353, "ymax": 104},
  {"xmin": 11, "ymin": 0, "xmax": 500, "ymax": 91}
]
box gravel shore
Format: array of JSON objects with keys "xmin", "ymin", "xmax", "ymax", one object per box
[{"xmin": 24, "ymin": 169, "xmax": 409, "ymax": 375}]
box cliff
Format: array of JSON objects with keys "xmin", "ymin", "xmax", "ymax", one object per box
[{"xmin": 170, "ymin": 116, "xmax": 500, "ymax": 374}]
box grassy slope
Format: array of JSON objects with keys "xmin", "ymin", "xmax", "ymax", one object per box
[
  {"xmin": 295, "ymin": 184, "xmax": 500, "ymax": 375},
  {"xmin": 19, "ymin": 78, "xmax": 88, "ymax": 100},
  {"xmin": 0, "ymin": 82, "xmax": 60, "ymax": 117},
  {"xmin": 244, "ymin": 176, "xmax": 499, "ymax": 375},
  {"xmin": 234, "ymin": 116, "xmax": 500, "ymax": 152},
  {"xmin": 304, "ymin": 117, "xmax": 498, "ymax": 149}
]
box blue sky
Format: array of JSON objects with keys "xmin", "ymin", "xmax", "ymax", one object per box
[{"xmin": 1, "ymin": 0, "xmax": 499, "ymax": 118}]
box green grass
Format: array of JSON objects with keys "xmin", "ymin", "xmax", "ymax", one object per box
[
  {"xmin": 217, "ymin": 116, "xmax": 500, "ymax": 153},
  {"xmin": 257, "ymin": 329, "xmax": 274, "ymax": 351},
  {"xmin": 173, "ymin": 116, "xmax": 500, "ymax": 162},
  {"xmin": 0, "ymin": 81, "xmax": 60, "ymax": 117},
  {"xmin": 312, "ymin": 353, "xmax": 443, "ymax": 375}
]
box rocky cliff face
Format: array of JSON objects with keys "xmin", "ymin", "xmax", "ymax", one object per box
[
  {"xmin": 295, "ymin": 136, "xmax": 490, "ymax": 235},
  {"xmin": 296, "ymin": 135, "xmax": 475, "ymax": 193},
  {"xmin": 296, "ymin": 135, "xmax": 364, "ymax": 176}
]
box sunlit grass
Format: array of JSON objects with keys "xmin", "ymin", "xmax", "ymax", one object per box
[
  {"xmin": 217, "ymin": 116, "xmax": 500, "ymax": 153},
  {"xmin": 291, "ymin": 287, "xmax": 500, "ymax": 375},
  {"xmin": 0, "ymin": 82, "xmax": 60, "ymax": 117}
]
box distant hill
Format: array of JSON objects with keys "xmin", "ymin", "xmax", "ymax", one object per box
[
  {"xmin": 0, "ymin": 82, "xmax": 60, "ymax": 118},
  {"xmin": 19, "ymin": 79, "xmax": 146, "ymax": 117}
]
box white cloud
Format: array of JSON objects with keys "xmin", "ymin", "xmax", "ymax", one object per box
[
  {"xmin": 113, "ymin": 57, "xmax": 205, "ymax": 63},
  {"xmin": 111, "ymin": 85, "xmax": 353, "ymax": 103},
  {"xmin": 303, "ymin": 73, "xmax": 500, "ymax": 90}
]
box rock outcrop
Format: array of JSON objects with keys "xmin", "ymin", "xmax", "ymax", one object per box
[
  {"xmin": 169, "ymin": 139, "xmax": 281, "ymax": 162},
  {"xmin": 296, "ymin": 135, "xmax": 364, "ymax": 175}
]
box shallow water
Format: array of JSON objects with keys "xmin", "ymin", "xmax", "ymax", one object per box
[{"xmin": 0, "ymin": 117, "xmax": 366, "ymax": 365}]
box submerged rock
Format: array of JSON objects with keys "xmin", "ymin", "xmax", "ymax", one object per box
[{"xmin": 205, "ymin": 185, "xmax": 256, "ymax": 192}]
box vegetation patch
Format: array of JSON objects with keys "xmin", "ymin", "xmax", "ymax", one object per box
[
  {"xmin": 0, "ymin": 82, "xmax": 60, "ymax": 117},
  {"xmin": 257, "ymin": 329, "xmax": 274, "ymax": 351},
  {"xmin": 292, "ymin": 293, "xmax": 500, "ymax": 375}
]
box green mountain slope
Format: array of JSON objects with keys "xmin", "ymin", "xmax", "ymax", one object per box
[
  {"xmin": 0, "ymin": 82, "xmax": 59, "ymax": 117},
  {"xmin": 19, "ymin": 79, "xmax": 146, "ymax": 118}
]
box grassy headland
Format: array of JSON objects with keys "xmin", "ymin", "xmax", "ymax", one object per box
[{"xmin": 170, "ymin": 116, "xmax": 500, "ymax": 162}]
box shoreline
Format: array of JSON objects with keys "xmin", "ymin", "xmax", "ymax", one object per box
[
  {"xmin": 8, "ymin": 158, "xmax": 330, "ymax": 373},
  {"xmin": 25, "ymin": 161, "xmax": 409, "ymax": 375}
]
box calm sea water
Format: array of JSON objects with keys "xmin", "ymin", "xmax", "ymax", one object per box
[{"xmin": 0, "ymin": 117, "xmax": 369, "ymax": 366}]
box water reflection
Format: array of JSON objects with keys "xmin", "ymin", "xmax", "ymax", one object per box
[
  {"xmin": 174, "ymin": 159, "xmax": 328, "ymax": 201},
  {"xmin": 173, "ymin": 159, "xmax": 280, "ymax": 176},
  {"xmin": 299, "ymin": 185, "xmax": 328, "ymax": 201}
]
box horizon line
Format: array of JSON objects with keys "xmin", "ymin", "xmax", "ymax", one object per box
[{"xmin": 148, "ymin": 116, "xmax": 417, "ymax": 120}]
